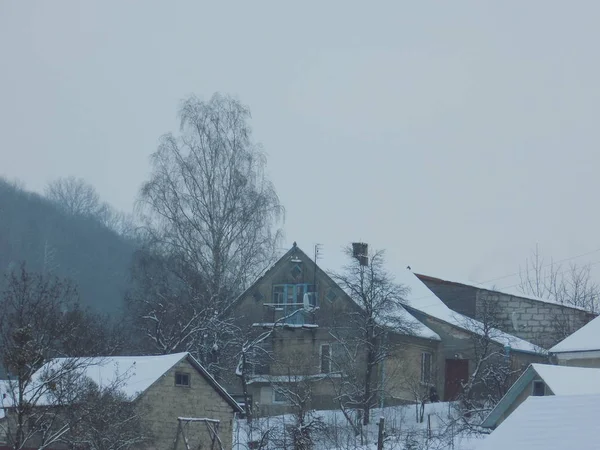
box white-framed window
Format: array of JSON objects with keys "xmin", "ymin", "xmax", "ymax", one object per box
[
  {"xmin": 421, "ymin": 352, "xmax": 432, "ymax": 384},
  {"xmin": 175, "ymin": 372, "xmax": 190, "ymax": 387},
  {"xmin": 532, "ymin": 380, "xmax": 545, "ymax": 396},
  {"xmin": 320, "ymin": 343, "xmax": 331, "ymax": 374}
]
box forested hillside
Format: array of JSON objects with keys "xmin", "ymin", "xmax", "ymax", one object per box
[{"xmin": 0, "ymin": 178, "xmax": 136, "ymax": 314}]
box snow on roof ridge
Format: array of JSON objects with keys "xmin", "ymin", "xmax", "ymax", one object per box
[
  {"xmin": 477, "ymin": 394, "xmax": 600, "ymax": 450},
  {"xmin": 550, "ymin": 315, "xmax": 600, "ymax": 353},
  {"xmin": 417, "ymin": 273, "xmax": 592, "ymax": 312},
  {"xmin": 398, "ymin": 270, "xmax": 544, "ymax": 354},
  {"xmin": 531, "ymin": 363, "xmax": 600, "ymax": 395}
]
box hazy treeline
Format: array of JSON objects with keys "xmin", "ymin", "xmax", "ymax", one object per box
[{"xmin": 0, "ymin": 177, "xmax": 137, "ymax": 315}]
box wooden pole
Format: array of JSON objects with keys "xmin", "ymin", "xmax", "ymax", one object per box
[{"xmin": 377, "ymin": 416, "xmax": 385, "ymax": 450}]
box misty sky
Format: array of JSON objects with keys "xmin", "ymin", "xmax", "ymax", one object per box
[{"xmin": 2, "ymin": 1, "xmax": 600, "ymax": 290}]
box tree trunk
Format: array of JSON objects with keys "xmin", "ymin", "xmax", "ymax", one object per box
[{"xmin": 363, "ymin": 333, "xmax": 376, "ymax": 426}]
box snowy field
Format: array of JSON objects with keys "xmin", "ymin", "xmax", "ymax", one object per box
[{"xmin": 233, "ymin": 402, "xmax": 486, "ymax": 450}]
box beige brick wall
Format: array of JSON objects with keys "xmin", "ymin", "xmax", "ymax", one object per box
[
  {"xmin": 138, "ymin": 358, "xmax": 237, "ymax": 450},
  {"xmin": 384, "ymin": 337, "xmax": 441, "ymax": 403}
]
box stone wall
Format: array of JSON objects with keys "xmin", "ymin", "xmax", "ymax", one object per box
[
  {"xmin": 475, "ymin": 290, "xmax": 595, "ymax": 349},
  {"xmin": 138, "ymin": 358, "xmax": 237, "ymax": 450}
]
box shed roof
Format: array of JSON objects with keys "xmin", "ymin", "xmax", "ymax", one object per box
[
  {"xmin": 481, "ymin": 363, "xmax": 600, "ymax": 428},
  {"xmin": 550, "ymin": 315, "xmax": 600, "ymax": 353},
  {"xmin": 476, "ymin": 394, "xmax": 600, "ymax": 450}
]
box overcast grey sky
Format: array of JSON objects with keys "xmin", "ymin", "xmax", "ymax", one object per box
[{"xmin": 1, "ymin": 1, "xmax": 600, "ymax": 288}]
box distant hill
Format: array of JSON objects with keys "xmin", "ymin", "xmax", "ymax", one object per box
[{"xmin": 0, "ymin": 178, "xmax": 137, "ymax": 315}]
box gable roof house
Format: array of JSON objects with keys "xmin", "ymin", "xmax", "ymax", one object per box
[
  {"xmin": 550, "ymin": 315, "xmax": 600, "ymax": 367},
  {"xmin": 225, "ymin": 243, "xmax": 442, "ymax": 417},
  {"xmin": 475, "ymin": 394, "xmax": 600, "ymax": 450},
  {"xmin": 416, "ymin": 274, "xmax": 596, "ymax": 349},
  {"xmin": 397, "ymin": 270, "xmax": 547, "ymax": 401},
  {"xmin": 481, "ymin": 363, "xmax": 600, "ymax": 429},
  {"xmin": 0, "ymin": 353, "xmax": 243, "ymax": 450}
]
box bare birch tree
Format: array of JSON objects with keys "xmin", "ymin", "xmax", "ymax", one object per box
[
  {"xmin": 519, "ymin": 244, "xmax": 600, "ymax": 313},
  {"xmin": 133, "ymin": 93, "xmax": 283, "ymax": 366},
  {"xmin": 330, "ymin": 246, "xmax": 413, "ymax": 426}
]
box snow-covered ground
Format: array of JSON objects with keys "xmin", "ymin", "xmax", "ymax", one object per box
[{"xmin": 233, "ymin": 402, "xmax": 486, "ymax": 450}]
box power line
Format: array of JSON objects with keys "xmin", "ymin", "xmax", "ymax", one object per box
[{"xmin": 474, "ymin": 246, "xmax": 600, "ymax": 286}]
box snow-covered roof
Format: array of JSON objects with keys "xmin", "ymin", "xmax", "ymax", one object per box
[
  {"xmin": 398, "ymin": 269, "xmax": 544, "ymax": 354},
  {"xmin": 550, "ymin": 315, "xmax": 600, "ymax": 353},
  {"xmin": 4, "ymin": 352, "xmax": 242, "ymax": 413},
  {"xmin": 482, "ymin": 364, "xmax": 600, "ymax": 428},
  {"xmin": 476, "ymin": 394, "xmax": 600, "ymax": 450},
  {"xmin": 532, "ymin": 363, "xmax": 600, "ymax": 395},
  {"xmin": 417, "ymin": 273, "xmax": 592, "ymax": 312},
  {"xmin": 380, "ymin": 304, "xmax": 441, "ymax": 341},
  {"xmin": 36, "ymin": 353, "xmax": 188, "ymax": 400}
]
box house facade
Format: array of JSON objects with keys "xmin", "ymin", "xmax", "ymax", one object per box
[
  {"xmin": 137, "ymin": 354, "xmax": 243, "ymax": 450},
  {"xmin": 0, "ymin": 353, "xmax": 243, "ymax": 450},
  {"xmin": 388, "ymin": 269, "xmax": 547, "ymax": 402},
  {"xmin": 403, "ymin": 306, "xmax": 547, "ymax": 402},
  {"xmin": 416, "ymin": 274, "xmax": 596, "ymax": 349},
  {"xmin": 226, "ymin": 244, "xmax": 442, "ymax": 416}
]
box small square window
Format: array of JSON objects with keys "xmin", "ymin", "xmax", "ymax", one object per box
[
  {"xmin": 532, "ymin": 381, "xmax": 545, "ymax": 396},
  {"xmin": 175, "ymin": 372, "xmax": 190, "ymax": 387}
]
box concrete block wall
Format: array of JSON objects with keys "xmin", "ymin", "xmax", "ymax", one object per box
[
  {"xmin": 476, "ymin": 291, "xmax": 595, "ymax": 349},
  {"xmin": 138, "ymin": 359, "xmax": 236, "ymax": 450}
]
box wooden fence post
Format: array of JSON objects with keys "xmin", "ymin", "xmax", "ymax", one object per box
[{"xmin": 377, "ymin": 416, "xmax": 385, "ymax": 450}]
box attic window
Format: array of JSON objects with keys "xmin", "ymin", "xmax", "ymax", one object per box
[
  {"xmin": 175, "ymin": 372, "xmax": 190, "ymax": 387},
  {"xmin": 291, "ymin": 264, "xmax": 302, "ymax": 278},
  {"xmin": 326, "ymin": 288, "xmax": 337, "ymax": 302},
  {"xmin": 532, "ymin": 381, "xmax": 545, "ymax": 396}
]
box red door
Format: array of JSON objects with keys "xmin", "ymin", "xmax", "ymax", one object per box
[{"xmin": 444, "ymin": 359, "xmax": 469, "ymax": 401}]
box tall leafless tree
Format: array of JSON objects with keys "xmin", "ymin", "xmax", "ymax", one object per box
[
  {"xmin": 330, "ymin": 246, "xmax": 413, "ymax": 426},
  {"xmin": 133, "ymin": 93, "xmax": 283, "ymax": 365},
  {"xmin": 519, "ymin": 244, "xmax": 600, "ymax": 313}
]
